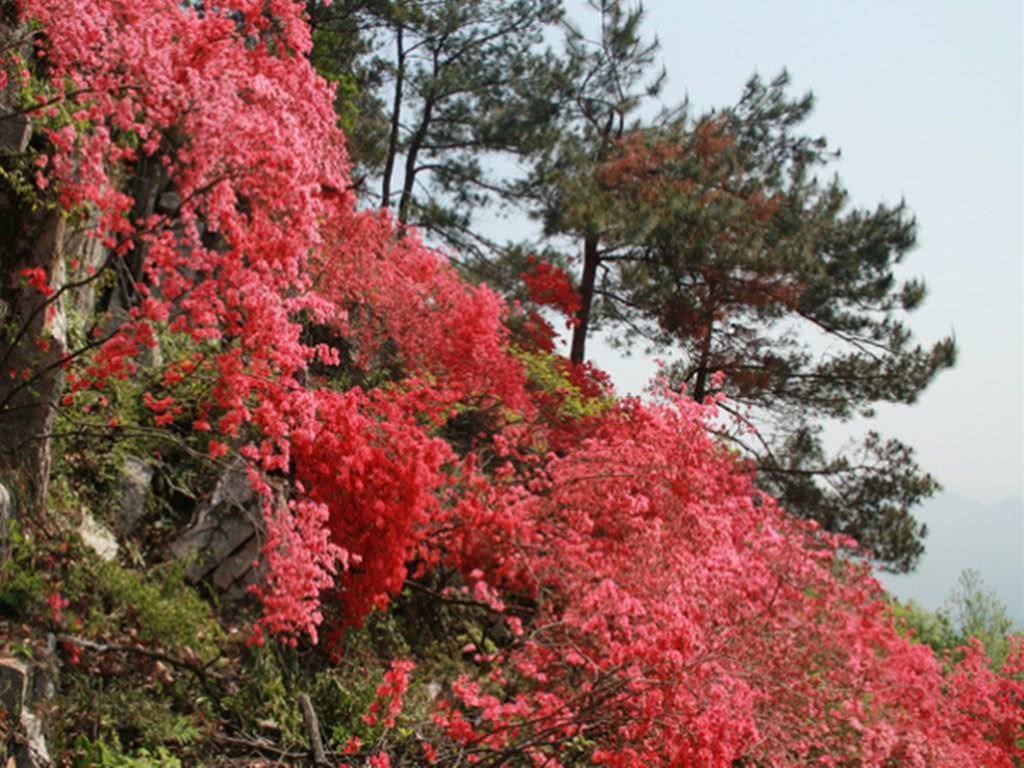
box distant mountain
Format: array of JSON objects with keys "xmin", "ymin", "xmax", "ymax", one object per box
[{"xmin": 876, "ymin": 493, "xmax": 1024, "ymax": 628}]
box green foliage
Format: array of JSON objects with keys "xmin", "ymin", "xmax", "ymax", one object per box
[
  {"xmin": 226, "ymin": 642, "xmax": 316, "ymax": 748},
  {"xmin": 61, "ymin": 674, "xmax": 201, "ymax": 758},
  {"xmin": 515, "ymin": 347, "xmax": 611, "ymax": 421},
  {"xmin": 305, "ymin": 0, "xmax": 390, "ymax": 172},
  {"xmin": 892, "ymin": 598, "xmax": 956, "ymax": 654},
  {"xmin": 0, "ymin": 156, "xmax": 43, "ymax": 215},
  {"xmin": 0, "ymin": 518, "xmax": 48, "ymax": 619},
  {"xmin": 64, "ymin": 558, "xmax": 223, "ymax": 658},
  {"xmin": 227, "ymin": 611, "xmax": 413, "ymax": 751},
  {"xmin": 943, "ymin": 569, "xmax": 1016, "ymax": 669},
  {"xmin": 504, "ymin": 2, "xmax": 952, "ymax": 570},
  {"xmin": 46, "ymin": 549, "xmax": 221, "ymax": 763},
  {"xmin": 307, "ymin": 13, "xmax": 366, "ymax": 136},
  {"xmin": 893, "ymin": 570, "xmax": 1018, "ymax": 670},
  {"xmin": 71, "ymin": 739, "xmax": 184, "ymax": 768},
  {"xmin": 0, "ymin": 525, "xmax": 221, "ymax": 764},
  {"xmin": 758, "ymin": 427, "xmax": 938, "ymax": 570}
]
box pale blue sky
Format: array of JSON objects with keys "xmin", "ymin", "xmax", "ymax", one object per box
[{"xmin": 571, "ymin": 0, "xmax": 1023, "ymax": 504}]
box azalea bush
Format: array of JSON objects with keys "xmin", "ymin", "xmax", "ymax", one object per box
[{"xmin": 3, "ymin": 0, "xmax": 1022, "ymax": 765}]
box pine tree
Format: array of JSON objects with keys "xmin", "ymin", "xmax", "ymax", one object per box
[
  {"xmin": 511, "ymin": 0, "xmax": 671, "ymax": 364},
  {"xmin": 515, "ymin": 4, "xmax": 954, "ymax": 571},
  {"xmin": 307, "ymin": 0, "xmax": 565, "ymax": 260}
]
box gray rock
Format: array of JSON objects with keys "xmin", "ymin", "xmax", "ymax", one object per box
[
  {"xmin": 0, "ymin": 656, "xmax": 30, "ymax": 717},
  {"xmin": 0, "ymin": 112, "xmax": 29, "ymax": 154},
  {"xmin": 116, "ymin": 456, "xmax": 152, "ymax": 537},
  {"xmin": 64, "ymin": 223, "xmax": 109, "ymax": 326},
  {"xmin": 210, "ymin": 536, "xmax": 261, "ymax": 601},
  {"xmin": 17, "ymin": 709, "xmax": 51, "ymax": 768},
  {"xmin": 209, "ymin": 460, "xmax": 256, "ymax": 510},
  {"xmin": 78, "ymin": 510, "xmax": 118, "ymax": 561},
  {"xmin": 0, "ymin": 656, "xmax": 52, "ymax": 767},
  {"xmin": 30, "ymin": 637, "xmax": 57, "ymax": 704},
  {"xmin": 170, "ymin": 460, "xmax": 264, "ymax": 602},
  {"xmin": 156, "ymin": 190, "xmax": 181, "ymax": 213}
]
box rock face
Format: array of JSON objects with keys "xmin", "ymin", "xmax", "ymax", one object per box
[
  {"xmin": 0, "ymin": 653, "xmax": 55, "ymax": 768},
  {"xmin": 0, "ymin": 483, "xmax": 11, "ymax": 536},
  {"xmin": 0, "ymin": 105, "xmax": 29, "ymax": 154},
  {"xmin": 0, "ymin": 16, "xmax": 68, "ymax": 513},
  {"xmin": 0, "ymin": 195, "xmax": 68, "ymax": 512},
  {"xmin": 0, "ymin": 15, "xmax": 30, "ymax": 157},
  {"xmin": 171, "ymin": 460, "xmax": 264, "ymax": 603}
]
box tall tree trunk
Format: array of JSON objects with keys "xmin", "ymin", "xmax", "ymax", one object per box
[
  {"xmin": 380, "ymin": 23, "xmax": 404, "ymax": 208},
  {"xmin": 691, "ymin": 320, "xmax": 714, "ymax": 402},
  {"xmin": 398, "ymin": 97, "xmax": 434, "ymax": 225},
  {"xmin": 570, "ymin": 234, "xmax": 599, "ymax": 365}
]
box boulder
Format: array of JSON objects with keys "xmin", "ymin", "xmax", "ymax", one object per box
[
  {"xmin": 116, "ymin": 456, "xmax": 152, "ymax": 538},
  {"xmin": 171, "ymin": 460, "xmax": 264, "ymax": 602}
]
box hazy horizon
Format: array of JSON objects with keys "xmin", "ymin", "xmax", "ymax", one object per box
[{"xmin": 878, "ymin": 492, "xmax": 1024, "ymax": 629}]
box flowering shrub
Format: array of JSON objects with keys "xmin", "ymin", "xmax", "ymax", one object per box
[
  {"xmin": 425, "ymin": 393, "xmax": 1024, "ymax": 766},
  {"xmin": 11, "ymin": 0, "xmax": 1023, "ymax": 765}
]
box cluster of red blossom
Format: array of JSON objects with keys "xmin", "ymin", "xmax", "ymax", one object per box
[
  {"xmin": 15, "ymin": 0, "xmax": 1023, "ymax": 765},
  {"xmin": 522, "ymin": 254, "xmax": 583, "ymax": 320}
]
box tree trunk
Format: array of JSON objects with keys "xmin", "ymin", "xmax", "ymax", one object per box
[
  {"xmin": 691, "ymin": 320, "xmax": 713, "ymax": 402},
  {"xmin": 397, "ymin": 97, "xmax": 434, "ymax": 225},
  {"xmin": 569, "ymin": 234, "xmax": 599, "ymax": 365},
  {"xmin": 380, "ymin": 23, "xmax": 404, "ymax": 208}
]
